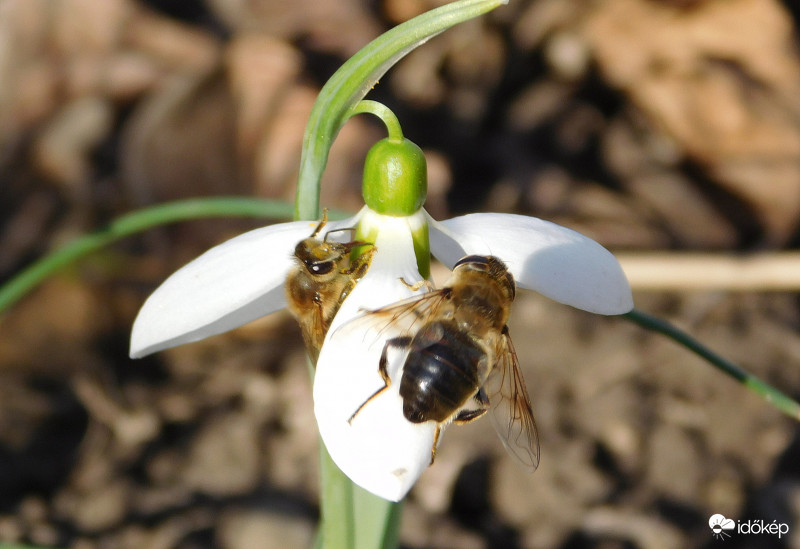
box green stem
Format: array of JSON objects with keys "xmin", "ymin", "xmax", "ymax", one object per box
[
  {"xmin": 294, "ymin": 0, "xmax": 508, "ymax": 222},
  {"xmin": 348, "ymin": 100, "xmax": 404, "ymax": 142},
  {"xmin": 623, "ymin": 308, "xmax": 800, "ymax": 420},
  {"xmin": 353, "ymin": 487, "xmax": 403, "ymax": 549},
  {"xmin": 0, "ymin": 197, "xmax": 308, "ymax": 315},
  {"xmin": 319, "ymin": 443, "xmax": 356, "ymax": 549}
]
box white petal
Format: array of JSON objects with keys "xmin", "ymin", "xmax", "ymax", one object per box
[
  {"xmin": 429, "ymin": 212, "xmax": 633, "ymax": 314},
  {"xmin": 130, "ymin": 216, "xmax": 359, "ymax": 358},
  {"xmin": 314, "ymin": 213, "xmax": 435, "ymax": 502}
]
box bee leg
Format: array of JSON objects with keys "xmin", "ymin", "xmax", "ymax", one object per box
[
  {"xmin": 453, "ymin": 408, "xmax": 488, "ymax": 424},
  {"xmin": 430, "ymin": 425, "xmax": 441, "ymax": 465},
  {"xmin": 345, "ymin": 245, "xmax": 377, "ymax": 277},
  {"xmin": 398, "ymin": 278, "xmax": 434, "ymax": 292},
  {"xmin": 337, "ymin": 247, "xmax": 377, "ymax": 304},
  {"xmin": 347, "ymin": 336, "xmax": 412, "ymax": 424},
  {"xmin": 453, "ymin": 388, "xmax": 490, "ymax": 424}
]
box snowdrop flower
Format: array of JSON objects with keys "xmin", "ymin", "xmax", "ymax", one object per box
[
  {"xmin": 129, "ymin": 136, "xmax": 633, "ymax": 503},
  {"xmin": 129, "ymin": 214, "xmax": 364, "ymax": 358},
  {"xmin": 313, "ymin": 208, "xmax": 632, "ymax": 502}
]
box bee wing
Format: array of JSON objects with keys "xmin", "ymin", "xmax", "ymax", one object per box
[
  {"xmin": 334, "ymin": 288, "xmax": 452, "ymax": 348},
  {"xmin": 307, "ymin": 300, "xmax": 329, "ymax": 355},
  {"xmin": 484, "ymin": 327, "xmax": 540, "ymax": 472}
]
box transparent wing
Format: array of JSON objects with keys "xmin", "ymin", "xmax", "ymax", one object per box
[
  {"xmin": 334, "ymin": 287, "xmax": 453, "ymax": 350},
  {"xmin": 307, "ymin": 300, "xmax": 329, "ymax": 357},
  {"xmin": 484, "ymin": 327, "xmax": 540, "ymax": 472}
]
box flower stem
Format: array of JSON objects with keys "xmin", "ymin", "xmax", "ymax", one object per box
[
  {"xmin": 294, "ymin": 0, "xmax": 509, "ymax": 222},
  {"xmin": 319, "ymin": 443, "xmax": 356, "ymax": 548},
  {"xmin": 315, "ymin": 443, "xmax": 403, "ymax": 549},
  {"xmin": 0, "ymin": 197, "xmax": 304, "ymax": 315},
  {"xmin": 353, "ymin": 486, "xmax": 403, "ymax": 549},
  {"xmin": 623, "ymin": 308, "xmax": 800, "ymax": 420},
  {"xmin": 347, "ymin": 100, "xmax": 404, "ymax": 142}
]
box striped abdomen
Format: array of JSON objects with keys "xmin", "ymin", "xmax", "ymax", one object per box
[{"xmin": 399, "ymin": 320, "xmax": 485, "ymax": 424}]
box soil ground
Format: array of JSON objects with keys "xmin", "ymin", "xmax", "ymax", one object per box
[{"xmin": 2, "ymin": 1, "xmax": 800, "ymax": 548}]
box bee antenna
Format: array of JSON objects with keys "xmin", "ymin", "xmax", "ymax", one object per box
[
  {"xmin": 311, "ymin": 208, "xmax": 330, "ymax": 238},
  {"xmin": 343, "ymin": 240, "xmax": 372, "ymax": 251},
  {"xmin": 323, "ymin": 227, "xmax": 356, "ymax": 242}
]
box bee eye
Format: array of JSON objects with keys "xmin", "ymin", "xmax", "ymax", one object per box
[
  {"xmin": 454, "ymin": 255, "xmax": 490, "ymax": 269},
  {"xmin": 308, "ymin": 260, "xmax": 334, "ymax": 275}
]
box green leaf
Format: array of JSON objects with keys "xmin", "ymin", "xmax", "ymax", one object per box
[
  {"xmin": 0, "ymin": 197, "xmax": 315, "ymax": 315},
  {"xmin": 623, "ymin": 308, "xmax": 800, "ymax": 421}
]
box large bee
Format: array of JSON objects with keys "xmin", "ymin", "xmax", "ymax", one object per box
[
  {"xmin": 285, "ymin": 211, "xmax": 375, "ymax": 361},
  {"xmin": 347, "ymin": 255, "xmax": 539, "ymax": 470}
]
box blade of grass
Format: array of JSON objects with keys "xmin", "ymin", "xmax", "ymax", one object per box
[
  {"xmin": 623, "ymin": 308, "xmax": 800, "ymax": 421},
  {"xmin": 0, "ymin": 197, "xmax": 353, "ymax": 315}
]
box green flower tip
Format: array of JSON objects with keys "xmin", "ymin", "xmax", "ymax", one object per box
[{"xmin": 362, "ymin": 137, "xmax": 427, "ymax": 216}]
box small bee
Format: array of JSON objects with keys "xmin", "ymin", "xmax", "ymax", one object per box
[
  {"xmin": 285, "ymin": 211, "xmax": 375, "ymax": 361},
  {"xmin": 347, "ymin": 255, "xmax": 539, "ymax": 470}
]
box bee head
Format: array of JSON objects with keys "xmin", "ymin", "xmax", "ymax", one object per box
[
  {"xmin": 294, "ymin": 239, "xmax": 341, "ymax": 277},
  {"xmin": 294, "ymin": 236, "xmax": 372, "ymax": 278},
  {"xmin": 453, "ymin": 255, "xmax": 516, "ymax": 301}
]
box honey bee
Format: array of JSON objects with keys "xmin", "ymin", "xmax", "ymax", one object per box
[
  {"xmin": 285, "ymin": 211, "xmax": 375, "ymax": 361},
  {"xmin": 347, "ymin": 255, "xmax": 539, "ymax": 470}
]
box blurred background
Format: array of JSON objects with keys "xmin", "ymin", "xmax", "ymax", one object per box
[{"xmin": 2, "ymin": 0, "xmax": 800, "ymax": 547}]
